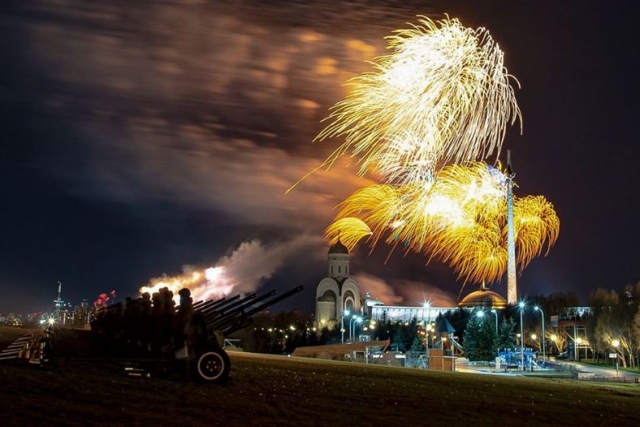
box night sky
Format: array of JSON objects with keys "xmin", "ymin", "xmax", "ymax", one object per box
[{"xmin": 1, "ymin": 0, "xmax": 639, "ymax": 313}]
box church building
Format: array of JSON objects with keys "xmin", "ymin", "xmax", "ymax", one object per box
[{"xmin": 315, "ymin": 240, "xmax": 361, "ymax": 329}]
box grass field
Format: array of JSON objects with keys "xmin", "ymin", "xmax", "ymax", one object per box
[{"xmin": 1, "ymin": 326, "xmax": 639, "ymax": 426}]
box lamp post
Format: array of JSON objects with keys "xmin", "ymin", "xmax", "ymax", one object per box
[
  {"xmin": 349, "ymin": 315, "xmax": 362, "ymax": 343},
  {"xmin": 341, "ymin": 310, "xmax": 350, "ymax": 344},
  {"xmin": 518, "ymin": 301, "xmax": 525, "ymax": 371},
  {"xmin": 612, "ymin": 339, "xmax": 620, "ymax": 377},
  {"xmin": 490, "ymin": 309, "xmax": 498, "ymax": 336},
  {"xmin": 534, "ymin": 306, "xmax": 545, "ymax": 364},
  {"xmin": 423, "ymin": 301, "xmax": 431, "ymax": 363},
  {"xmin": 476, "ymin": 310, "xmax": 486, "ymax": 352},
  {"xmin": 576, "ymin": 337, "xmax": 583, "ymax": 361},
  {"xmin": 425, "ymin": 322, "xmax": 433, "ymax": 367}
]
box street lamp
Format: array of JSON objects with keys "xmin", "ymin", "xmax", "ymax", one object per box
[
  {"xmin": 490, "ymin": 309, "xmax": 498, "ymax": 336},
  {"xmin": 518, "ymin": 301, "xmax": 525, "ymax": 371},
  {"xmin": 425, "ymin": 322, "xmax": 433, "ymax": 362},
  {"xmin": 612, "ymin": 339, "xmax": 620, "ymax": 377},
  {"xmin": 341, "ymin": 310, "xmax": 350, "ymax": 344},
  {"xmin": 576, "ymin": 337, "xmax": 583, "ymax": 361},
  {"xmin": 349, "ymin": 315, "xmax": 362, "ymax": 343},
  {"xmin": 534, "ymin": 306, "xmax": 545, "ymax": 364}
]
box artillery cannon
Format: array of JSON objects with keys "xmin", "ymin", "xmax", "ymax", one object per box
[{"xmin": 90, "ymin": 285, "xmax": 303, "ymax": 383}]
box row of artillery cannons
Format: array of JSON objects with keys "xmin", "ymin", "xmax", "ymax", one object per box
[{"xmin": 91, "ymin": 285, "xmax": 303, "ymax": 383}]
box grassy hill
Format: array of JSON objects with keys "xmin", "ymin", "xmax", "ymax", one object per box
[{"xmin": 0, "ymin": 327, "xmax": 639, "ymax": 426}]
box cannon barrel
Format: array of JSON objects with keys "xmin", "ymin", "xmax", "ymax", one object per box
[
  {"xmin": 202, "ymin": 293, "xmax": 256, "ymax": 321},
  {"xmin": 201, "ymin": 293, "xmax": 258, "ymax": 327},
  {"xmin": 242, "ymin": 285, "xmax": 303, "ymax": 319},
  {"xmin": 193, "ymin": 295, "xmax": 227, "ymax": 312},
  {"xmin": 207, "ymin": 286, "xmax": 304, "ymax": 335},
  {"xmin": 205, "ymin": 290, "xmax": 276, "ymax": 330},
  {"xmin": 202, "ymin": 293, "xmax": 247, "ymax": 315}
]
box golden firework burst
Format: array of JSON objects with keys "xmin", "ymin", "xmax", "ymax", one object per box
[
  {"xmin": 325, "ymin": 162, "xmax": 559, "ymax": 285},
  {"xmin": 316, "ymin": 15, "xmax": 521, "ymax": 183}
]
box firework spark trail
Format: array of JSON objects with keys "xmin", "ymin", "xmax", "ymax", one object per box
[
  {"xmin": 331, "ymin": 184, "xmax": 404, "ymax": 248},
  {"xmin": 315, "ymin": 15, "xmax": 522, "ymax": 183},
  {"xmin": 325, "ymin": 218, "xmax": 373, "ymax": 252},
  {"xmin": 514, "ymin": 195, "xmax": 561, "ymax": 266}
]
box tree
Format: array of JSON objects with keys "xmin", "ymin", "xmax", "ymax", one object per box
[
  {"xmin": 496, "ymin": 317, "xmax": 516, "ymax": 351},
  {"xmin": 545, "ymin": 326, "xmax": 566, "ymax": 356},
  {"xmin": 463, "ymin": 311, "xmax": 497, "ymax": 361},
  {"xmin": 373, "ymin": 318, "xmax": 392, "ymax": 341},
  {"xmin": 410, "ymin": 335, "xmax": 424, "ymax": 352},
  {"xmin": 392, "ymin": 325, "xmax": 410, "ymax": 352},
  {"xmin": 588, "ymin": 284, "xmax": 640, "ymax": 368},
  {"xmin": 588, "ymin": 288, "xmax": 618, "ymax": 362}
]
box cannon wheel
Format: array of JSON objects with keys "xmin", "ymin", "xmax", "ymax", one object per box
[{"xmin": 193, "ymin": 347, "xmax": 230, "ymax": 383}]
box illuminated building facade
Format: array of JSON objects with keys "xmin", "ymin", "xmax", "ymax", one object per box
[{"xmin": 315, "ymin": 240, "xmax": 361, "ymax": 328}]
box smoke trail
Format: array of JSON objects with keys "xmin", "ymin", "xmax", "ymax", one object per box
[{"xmin": 139, "ymin": 235, "xmax": 322, "ymax": 302}]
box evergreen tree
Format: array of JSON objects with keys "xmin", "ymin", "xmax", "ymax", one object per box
[
  {"xmin": 496, "ymin": 317, "xmax": 517, "ymax": 351},
  {"xmin": 376, "ymin": 319, "xmax": 392, "ymax": 341},
  {"xmin": 410, "ymin": 334, "xmax": 424, "ymax": 352},
  {"xmin": 407, "ymin": 317, "xmax": 419, "ymax": 342},
  {"xmin": 463, "ymin": 313, "xmax": 497, "ymax": 361},
  {"xmin": 463, "ymin": 315, "xmax": 481, "ymax": 359},
  {"xmin": 392, "ymin": 325, "xmax": 409, "ymax": 351}
]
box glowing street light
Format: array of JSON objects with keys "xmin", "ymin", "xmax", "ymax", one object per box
[
  {"xmin": 518, "ymin": 301, "xmax": 525, "ymax": 371},
  {"xmin": 612, "ymin": 339, "xmax": 620, "ymax": 377},
  {"xmin": 349, "ymin": 315, "xmax": 362, "ymax": 343},
  {"xmin": 612, "ymin": 338, "xmax": 620, "ymax": 356},
  {"xmin": 341, "ymin": 309, "xmax": 350, "ymax": 344},
  {"xmin": 490, "ymin": 309, "xmax": 498, "ymax": 336},
  {"xmin": 576, "ymin": 337, "xmax": 583, "ymax": 361},
  {"xmin": 534, "ymin": 306, "xmax": 545, "ymax": 364}
]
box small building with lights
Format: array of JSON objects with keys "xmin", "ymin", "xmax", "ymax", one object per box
[{"xmin": 368, "ymin": 304, "xmax": 456, "ymax": 324}]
